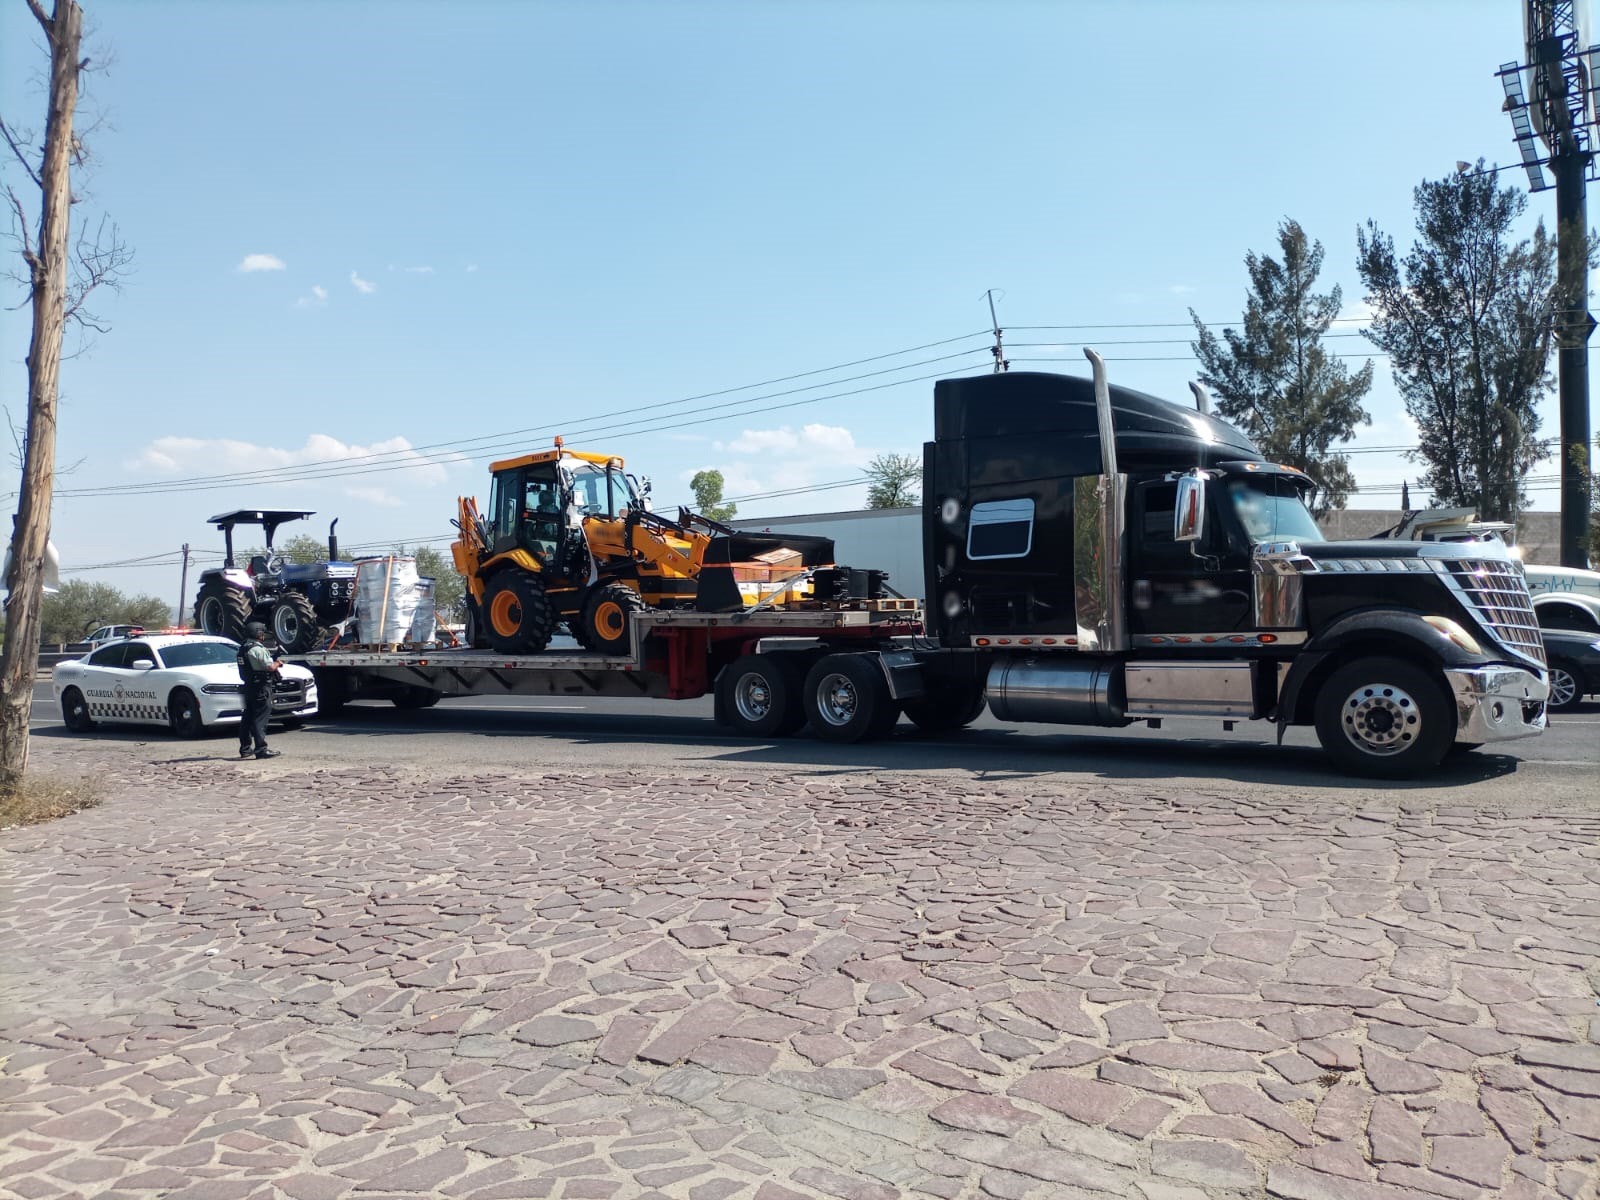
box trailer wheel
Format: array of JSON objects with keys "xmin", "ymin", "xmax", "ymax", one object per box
[
  {"xmin": 575, "ymin": 583, "xmax": 648, "ymax": 655},
  {"xmin": 391, "ymin": 686, "xmax": 442, "ymax": 710},
  {"xmin": 1312, "ymin": 655, "xmax": 1454, "ymax": 778},
  {"xmin": 803, "ymin": 653, "xmax": 899, "ymax": 743},
  {"xmin": 718, "ymin": 653, "xmax": 807, "ymax": 737},
  {"xmin": 902, "ymin": 683, "xmax": 987, "ymax": 734},
  {"xmin": 481, "ymin": 570, "xmax": 553, "ymax": 653}
]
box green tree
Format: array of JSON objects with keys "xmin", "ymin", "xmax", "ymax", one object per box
[
  {"xmin": 236, "ymin": 533, "xmax": 329, "ymax": 565},
  {"xmin": 1189, "ymin": 219, "xmax": 1373, "ymax": 514},
  {"xmin": 398, "ymin": 544, "xmax": 466, "ymax": 623},
  {"xmin": 1356, "ymin": 164, "xmax": 1559, "ymax": 521},
  {"xmin": 690, "ymin": 469, "xmax": 737, "ymax": 522},
  {"xmin": 865, "ymin": 453, "xmax": 920, "ymax": 508},
  {"xmin": 34, "ymin": 580, "xmax": 171, "ymax": 645}
]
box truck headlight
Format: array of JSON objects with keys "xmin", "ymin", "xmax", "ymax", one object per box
[{"xmin": 1422, "ymin": 615, "xmax": 1482, "ymax": 655}]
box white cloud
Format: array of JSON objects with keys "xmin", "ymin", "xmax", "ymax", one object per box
[
  {"xmin": 344, "ymin": 485, "xmax": 403, "ymax": 508},
  {"xmin": 1340, "ymin": 297, "xmax": 1376, "ymax": 325},
  {"xmin": 349, "ymin": 270, "xmax": 377, "ymax": 294},
  {"xmin": 465, "ymin": 263, "xmax": 479, "ymax": 273},
  {"xmin": 716, "ymin": 423, "xmax": 858, "ymax": 456},
  {"xmin": 721, "ymin": 428, "xmax": 799, "ymax": 454},
  {"xmin": 238, "ymin": 253, "xmax": 286, "ymax": 273},
  {"xmin": 684, "ymin": 422, "xmax": 876, "ymax": 515},
  {"xmin": 404, "ymin": 265, "xmax": 434, "ymax": 275},
  {"xmin": 295, "ymin": 284, "xmax": 328, "ymax": 309},
  {"xmin": 127, "ymin": 433, "xmax": 457, "ymax": 487},
  {"xmin": 1168, "ymin": 284, "xmax": 1198, "ymax": 295}
]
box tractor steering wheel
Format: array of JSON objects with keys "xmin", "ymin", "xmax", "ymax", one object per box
[{"xmin": 264, "ymin": 553, "xmax": 287, "ymax": 576}]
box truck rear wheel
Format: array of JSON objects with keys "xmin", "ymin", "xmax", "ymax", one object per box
[
  {"xmin": 575, "ymin": 583, "xmax": 647, "ymax": 655},
  {"xmin": 1313, "ymin": 655, "xmax": 1454, "ymax": 778},
  {"xmin": 803, "ymin": 653, "xmax": 899, "ymax": 743},
  {"xmin": 903, "ymin": 683, "xmax": 987, "ymax": 733},
  {"xmin": 481, "ymin": 570, "xmax": 553, "ymax": 654},
  {"xmin": 718, "ymin": 653, "xmax": 808, "ymax": 737}
]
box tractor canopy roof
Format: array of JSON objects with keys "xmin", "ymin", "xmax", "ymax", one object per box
[
  {"xmin": 489, "ymin": 449, "xmax": 622, "ymax": 474},
  {"xmin": 207, "ymin": 509, "xmax": 316, "ymax": 531}
]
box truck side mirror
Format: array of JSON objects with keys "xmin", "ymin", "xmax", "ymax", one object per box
[{"xmin": 1175, "ymin": 475, "xmax": 1206, "ymax": 543}]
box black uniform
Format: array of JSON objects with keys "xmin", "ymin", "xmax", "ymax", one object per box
[{"xmin": 236, "ymin": 642, "xmax": 274, "ymax": 756}]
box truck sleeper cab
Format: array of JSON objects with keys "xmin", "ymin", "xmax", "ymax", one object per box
[{"xmin": 914, "ymin": 356, "xmax": 1547, "ymax": 777}]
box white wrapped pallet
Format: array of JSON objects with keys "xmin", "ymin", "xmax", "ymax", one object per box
[
  {"xmin": 408, "ymin": 577, "xmax": 437, "ymax": 643},
  {"xmin": 354, "ymin": 556, "xmax": 421, "ymax": 644}
]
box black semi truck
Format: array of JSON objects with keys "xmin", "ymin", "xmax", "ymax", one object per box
[{"xmin": 306, "ymin": 350, "xmax": 1548, "ymax": 778}]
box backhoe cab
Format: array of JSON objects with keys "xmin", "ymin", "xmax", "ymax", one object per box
[
  {"xmin": 451, "ymin": 444, "xmax": 834, "ymax": 654},
  {"xmin": 193, "ymin": 509, "xmax": 357, "ymax": 653}
]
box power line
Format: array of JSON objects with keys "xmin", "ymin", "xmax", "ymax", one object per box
[{"xmin": 52, "ymin": 334, "xmax": 993, "ymax": 500}]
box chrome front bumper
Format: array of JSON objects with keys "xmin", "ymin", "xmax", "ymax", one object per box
[{"xmin": 1444, "ymin": 666, "xmax": 1547, "ymax": 744}]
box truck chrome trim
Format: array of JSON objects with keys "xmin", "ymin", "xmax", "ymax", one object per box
[
  {"xmin": 1251, "ymin": 541, "xmax": 1314, "ymax": 630},
  {"xmin": 1132, "ymin": 631, "xmax": 1307, "ymax": 648},
  {"xmin": 1443, "ymin": 665, "xmax": 1548, "ymax": 744},
  {"xmin": 1073, "ymin": 473, "xmax": 1128, "ymax": 652},
  {"xmin": 986, "ymin": 656, "xmax": 1127, "ymax": 726},
  {"xmin": 1124, "ymin": 661, "xmax": 1256, "ymax": 718}
]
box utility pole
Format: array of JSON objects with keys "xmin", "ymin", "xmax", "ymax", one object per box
[
  {"xmin": 1500, "ymin": 1, "xmax": 1597, "ymax": 567},
  {"xmin": 985, "ymin": 289, "xmax": 1008, "ymax": 374},
  {"xmin": 176, "ymin": 543, "xmax": 190, "ymax": 626}
]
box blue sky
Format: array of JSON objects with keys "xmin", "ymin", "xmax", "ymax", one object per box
[{"xmin": 0, "ymin": 0, "xmax": 1579, "ymax": 604}]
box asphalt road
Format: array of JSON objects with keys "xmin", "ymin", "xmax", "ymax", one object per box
[{"xmin": 30, "ymin": 677, "xmax": 1599, "ymax": 804}]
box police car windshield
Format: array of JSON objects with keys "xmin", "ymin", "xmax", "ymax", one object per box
[
  {"xmin": 1224, "ymin": 475, "xmax": 1324, "ymax": 544},
  {"xmin": 159, "ymin": 642, "xmax": 241, "ymax": 669}
]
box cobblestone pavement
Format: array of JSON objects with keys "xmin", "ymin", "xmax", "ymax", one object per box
[{"xmin": 3, "ymin": 747, "xmax": 1598, "ymax": 1200}]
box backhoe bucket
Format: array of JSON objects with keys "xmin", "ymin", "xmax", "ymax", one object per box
[{"xmin": 695, "ymin": 531, "xmax": 836, "ymax": 612}]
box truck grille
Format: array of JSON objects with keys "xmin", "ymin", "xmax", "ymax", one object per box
[{"xmin": 1449, "ymin": 560, "xmax": 1546, "ymax": 669}]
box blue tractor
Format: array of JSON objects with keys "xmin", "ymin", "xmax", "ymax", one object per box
[{"xmin": 192, "ymin": 510, "xmax": 358, "ymax": 652}]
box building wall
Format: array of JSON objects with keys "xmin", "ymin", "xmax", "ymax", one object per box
[{"xmin": 735, "ymin": 506, "xmax": 1567, "ymax": 600}]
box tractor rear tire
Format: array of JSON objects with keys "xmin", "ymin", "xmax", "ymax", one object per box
[
  {"xmin": 195, "ymin": 581, "xmax": 252, "ymax": 641},
  {"xmin": 481, "ymin": 570, "xmax": 553, "ymax": 654},
  {"xmin": 271, "ymin": 592, "xmax": 319, "ymax": 653},
  {"xmin": 575, "ymin": 583, "xmax": 648, "ymax": 655}
]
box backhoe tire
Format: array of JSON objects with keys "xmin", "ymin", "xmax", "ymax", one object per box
[
  {"xmin": 195, "ymin": 581, "xmax": 252, "ymax": 641},
  {"xmin": 271, "ymin": 592, "xmax": 319, "ymax": 653},
  {"xmin": 1313, "ymin": 655, "xmax": 1454, "ymax": 779},
  {"xmin": 576, "ymin": 583, "xmax": 648, "ymax": 655},
  {"xmin": 481, "ymin": 570, "xmax": 553, "ymax": 654},
  {"xmin": 464, "ymin": 602, "xmax": 489, "ymax": 649},
  {"xmin": 718, "ymin": 653, "xmax": 808, "ymax": 738},
  {"xmin": 903, "ymin": 683, "xmax": 987, "ymax": 734},
  {"xmin": 803, "ymin": 653, "xmax": 900, "ymax": 744}
]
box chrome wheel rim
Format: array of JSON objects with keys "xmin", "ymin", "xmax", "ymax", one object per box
[
  {"xmin": 1340, "ymin": 682, "xmax": 1421, "ymax": 756},
  {"xmin": 816, "ymin": 672, "xmax": 858, "ymax": 727},
  {"xmin": 734, "ymin": 672, "xmax": 774, "ymax": 723},
  {"xmin": 1548, "ymin": 667, "xmax": 1577, "ymax": 709}
]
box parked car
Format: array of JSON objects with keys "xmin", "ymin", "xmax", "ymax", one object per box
[
  {"xmin": 1543, "ymin": 628, "xmax": 1600, "ymax": 713},
  {"xmin": 84, "ymin": 624, "xmax": 145, "ymax": 650},
  {"xmin": 54, "ymin": 633, "xmax": 318, "ymax": 737}
]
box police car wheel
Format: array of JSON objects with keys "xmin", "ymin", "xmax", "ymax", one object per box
[
  {"xmin": 168, "ymin": 689, "xmax": 206, "ymax": 739},
  {"xmin": 61, "ymin": 687, "xmax": 96, "ymax": 732}
]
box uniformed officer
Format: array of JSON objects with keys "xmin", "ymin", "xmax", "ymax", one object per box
[{"xmin": 236, "ymin": 622, "xmax": 283, "ymax": 759}]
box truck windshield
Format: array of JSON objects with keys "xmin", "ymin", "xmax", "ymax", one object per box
[{"xmin": 1224, "ymin": 476, "xmax": 1323, "ymax": 544}]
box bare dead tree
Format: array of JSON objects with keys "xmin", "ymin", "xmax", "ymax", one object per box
[{"xmin": 1, "ymin": 0, "xmax": 130, "ymax": 793}]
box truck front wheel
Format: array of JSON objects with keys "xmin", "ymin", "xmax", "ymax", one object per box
[
  {"xmin": 803, "ymin": 653, "xmax": 899, "ymax": 743},
  {"xmin": 1313, "ymin": 656, "xmax": 1454, "ymax": 778}
]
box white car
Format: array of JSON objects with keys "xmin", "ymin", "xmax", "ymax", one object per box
[
  {"xmin": 84, "ymin": 624, "xmax": 146, "ymax": 650},
  {"xmin": 54, "ymin": 633, "xmax": 318, "ymax": 738}
]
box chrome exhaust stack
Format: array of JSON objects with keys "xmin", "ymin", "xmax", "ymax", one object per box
[
  {"xmin": 1189, "ymin": 381, "xmax": 1211, "ymax": 415},
  {"xmin": 1073, "ymin": 349, "xmax": 1129, "ymax": 652}
]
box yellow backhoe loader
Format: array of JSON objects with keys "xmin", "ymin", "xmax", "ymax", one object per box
[{"xmin": 451, "ymin": 442, "xmax": 834, "ymax": 654}]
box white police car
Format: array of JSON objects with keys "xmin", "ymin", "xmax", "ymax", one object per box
[{"xmin": 54, "ymin": 632, "xmax": 318, "ymax": 738}]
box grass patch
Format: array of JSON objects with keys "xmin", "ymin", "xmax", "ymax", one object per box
[{"xmin": 0, "ymin": 774, "xmax": 104, "ymax": 830}]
